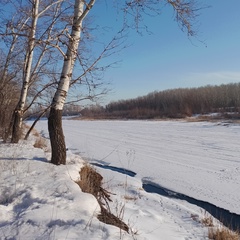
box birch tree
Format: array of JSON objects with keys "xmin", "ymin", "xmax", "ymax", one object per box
[
  {"xmin": 10, "ymin": 0, "xmax": 40, "ymax": 143},
  {"xmin": 0, "ymin": 0, "xmax": 66, "ymax": 143},
  {"xmin": 48, "ymin": 0, "xmax": 201, "ymax": 165},
  {"xmin": 48, "ymin": 0, "xmax": 95, "ymax": 165}
]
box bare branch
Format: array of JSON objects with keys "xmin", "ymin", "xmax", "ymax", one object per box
[
  {"xmin": 38, "ymin": 0, "xmax": 65, "ymax": 17},
  {"xmin": 76, "ymin": 0, "xmax": 96, "ymax": 25},
  {"xmin": 167, "ymin": 0, "xmax": 200, "ymax": 36}
]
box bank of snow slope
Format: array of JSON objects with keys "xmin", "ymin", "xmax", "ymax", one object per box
[{"xmin": 0, "ymin": 136, "xmax": 210, "ymax": 239}]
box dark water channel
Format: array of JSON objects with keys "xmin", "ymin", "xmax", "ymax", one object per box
[
  {"xmin": 91, "ymin": 162, "xmax": 240, "ymax": 231},
  {"xmin": 91, "ymin": 163, "xmax": 136, "ymax": 177},
  {"xmin": 142, "ymin": 181, "xmax": 240, "ymax": 232}
]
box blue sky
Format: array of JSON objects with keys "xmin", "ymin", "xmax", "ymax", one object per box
[
  {"xmin": 1, "ymin": 1, "xmax": 239, "ymax": 106},
  {"xmin": 89, "ymin": 1, "xmax": 240, "ymax": 104}
]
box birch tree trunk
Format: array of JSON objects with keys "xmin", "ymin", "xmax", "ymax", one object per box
[
  {"xmin": 48, "ymin": 0, "xmax": 95, "ymax": 165},
  {"xmin": 11, "ymin": 0, "xmax": 39, "ymax": 143}
]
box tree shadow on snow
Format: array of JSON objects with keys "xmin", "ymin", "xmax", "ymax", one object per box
[{"xmin": 0, "ymin": 157, "xmax": 48, "ymax": 162}]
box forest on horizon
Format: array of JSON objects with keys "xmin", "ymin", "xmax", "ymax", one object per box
[{"xmin": 80, "ymin": 82, "xmax": 240, "ymax": 119}]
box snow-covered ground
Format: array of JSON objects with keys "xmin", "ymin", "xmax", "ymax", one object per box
[
  {"xmin": 1, "ymin": 119, "xmax": 239, "ymax": 239},
  {"xmin": 44, "ymin": 119, "xmax": 240, "ymax": 215}
]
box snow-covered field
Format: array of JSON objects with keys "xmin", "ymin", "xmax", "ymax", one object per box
[
  {"xmin": 48, "ymin": 119, "xmax": 240, "ymax": 215},
  {"xmin": 1, "ymin": 119, "xmax": 240, "ymax": 239}
]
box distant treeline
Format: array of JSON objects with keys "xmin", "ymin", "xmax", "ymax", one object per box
[{"xmin": 81, "ymin": 83, "xmax": 240, "ymax": 119}]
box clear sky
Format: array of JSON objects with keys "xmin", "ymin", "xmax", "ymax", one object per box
[
  {"xmin": 89, "ymin": 1, "xmax": 240, "ymax": 105},
  {"xmin": 1, "ymin": 1, "xmax": 239, "ymax": 106}
]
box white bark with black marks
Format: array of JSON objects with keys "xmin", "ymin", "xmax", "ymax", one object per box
[
  {"xmin": 11, "ymin": 0, "xmax": 66, "ymax": 143},
  {"xmin": 49, "ymin": 0, "xmax": 96, "ymax": 165},
  {"xmin": 11, "ymin": 0, "xmax": 40, "ymax": 143}
]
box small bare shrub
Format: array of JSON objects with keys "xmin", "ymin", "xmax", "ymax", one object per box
[
  {"xmin": 208, "ymin": 227, "xmax": 240, "ymax": 240},
  {"xmin": 32, "ymin": 128, "xmax": 40, "ymax": 137},
  {"xmin": 98, "ymin": 206, "xmax": 129, "ymax": 233},
  {"xmin": 190, "ymin": 213, "xmax": 200, "ymax": 222},
  {"xmin": 200, "ymin": 210, "xmax": 240, "ymax": 240},
  {"xmin": 77, "ymin": 165, "xmax": 104, "ymax": 198},
  {"xmin": 33, "ymin": 137, "xmax": 47, "ymax": 150},
  {"xmin": 201, "ymin": 215, "xmax": 214, "ymax": 227},
  {"xmin": 76, "ymin": 165, "xmax": 129, "ymax": 233},
  {"xmin": 22, "ymin": 124, "xmax": 49, "ymax": 151}
]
